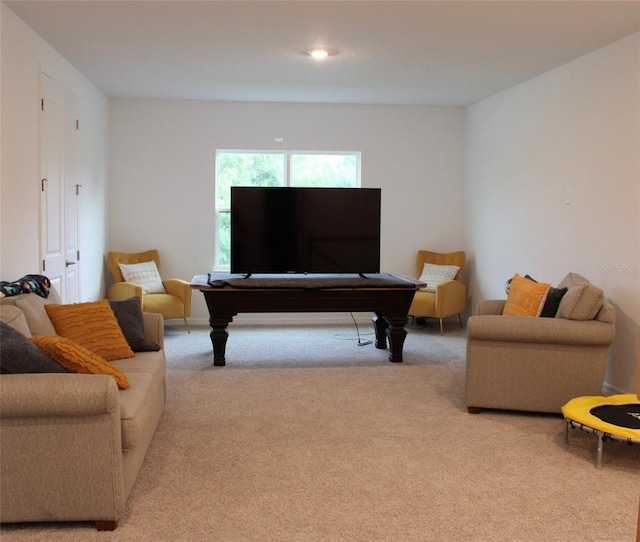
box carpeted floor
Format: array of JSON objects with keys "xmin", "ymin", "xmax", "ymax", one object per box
[{"xmin": 1, "ymin": 321, "xmax": 639, "ymax": 541}]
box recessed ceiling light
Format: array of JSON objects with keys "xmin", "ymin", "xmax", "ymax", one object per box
[
  {"xmin": 309, "ymin": 49, "xmax": 329, "ymax": 59},
  {"xmin": 306, "ymin": 49, "xmax": 337, "ymax": 59}
]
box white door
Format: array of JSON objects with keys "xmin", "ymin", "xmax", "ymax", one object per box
[{"xmin": 40, "ymin": 73, "xmax": 80, "ymax": 302}]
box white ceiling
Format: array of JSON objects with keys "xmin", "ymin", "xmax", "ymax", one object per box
[{"xmin": 5, "ymin": 0, "xmax": 640, "ymax": 106}]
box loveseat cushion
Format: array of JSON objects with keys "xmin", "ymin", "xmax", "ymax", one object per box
[
  {"xmin": 111, "ymin": 351, "xmax": 166, "ymax": 452},
  {"xmin": 555, "ymin": 272, "xmax": 603, "ymax": 320},
  {"xmin": 595, "ymin": 299, "xmax": 617, "ymax": 325},
  {"xmin": 0, "ymin": 322, "xmax": 65, "ymax": 374}
]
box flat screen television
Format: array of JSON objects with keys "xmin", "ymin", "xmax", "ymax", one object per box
[{"xmin": 230, "ymin": 187, "xmax": 381, "ymax": 275}]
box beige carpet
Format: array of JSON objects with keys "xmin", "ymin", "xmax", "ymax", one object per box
[{"xmin": 2, "ymin": 321, "xmax": 639, "ymax": 541}]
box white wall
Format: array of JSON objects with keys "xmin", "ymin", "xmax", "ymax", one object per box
[
  {"xmin": 108, "ymin": 100, "xmax": 466, "ymax": 323},
  {"xmin": 1, "ymin": 4, "xmax": 109, "ymax": 301},
  {"xmin": 465, "ymin": 33, "xmax": 640, "ymax": 393}
]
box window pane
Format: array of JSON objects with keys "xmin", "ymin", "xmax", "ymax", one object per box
[
  {"xmin": 216, "ymin": 152, "xmax": 285, "ymax": 207},
  {"xmin": 290, "ymin": 154, "xmax": 358, "ymax": 188},
  {"xmin": 218, "ymin": 211, "xmax": 231, "ymax": 266}
]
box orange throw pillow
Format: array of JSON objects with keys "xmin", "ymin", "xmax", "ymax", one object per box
[
  {"xmin": 503, "ymin": 273, "xmax": 550, "ymax": 317},
  {"xmin": 31, "ymin": 335, "xmax": 130, "ymax": 389},
  {"xmin": 45, "ymin": 300, "xmax": 134, "ymax": 361}
]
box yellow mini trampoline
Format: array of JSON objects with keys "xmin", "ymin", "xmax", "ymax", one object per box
[{"xmin": 562, "ymin": 394, "xmax": 640, "ymax": 469}]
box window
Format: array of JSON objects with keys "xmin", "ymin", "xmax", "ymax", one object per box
[{"xmin": 215, "ymin": 150, "xmax": 361, "ymax": 269}]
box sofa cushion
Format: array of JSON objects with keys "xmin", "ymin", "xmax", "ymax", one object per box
[
  {"xmin": 595, "ymin": 299, "xmax": 617, "ymax": 325},
  {"xmin": 30, "ymin": 335, "xmax": 130, "ymax": 389},
  {"xmin": 45, "ymin": 300, "xmax": 135, "ymax": 361},
  {"xmin": 111, "ymin": 351, "xmax": 166, "ymax": 379},
  {"xmin": 12, "ymin": 294, "xmax": 57, "ymax": 336},
  {"xmin": 109, "ymin": 297, "xmax": 160, "ymax": 352},
  {"xmin": 418, "ymin": 263, "xmax": 460, "ymax": 293},
  {"xmin": 502, "ymin": 273, "xmax": 550, "ymax": 317},
  {"xmin": 556, "ymin": 272, "xmax": 603, "ymax": 320},
  {"xmin": 117, "ymin": 371, "xmax": 156, "ymax": 451},
  {"xmin": 0, "ymin": 305, "xmax": 32, "ymax": 337},
  {"xmin": 0, "ymin": 322, "xmax": 65, "ymax": 374}
]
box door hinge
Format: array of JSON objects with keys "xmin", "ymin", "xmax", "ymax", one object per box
[
  {"xmin": 76, "ymin": 184, "xmax": 82, "ymax": 196},
  {"xmin": 77, "ymin": 250, "xmax": 80, "ymax": 261},
  {"xmin": 76, "ymin": 118, "xmax": 79, "ymax": 130},
  {"xmin": 41, "ymin": 98, "xmax": 44, "ymax": 111},
  {"xmin": 41, "ymin": 178, "xmax": 48, "ymax": 191},
  {"xmin": 42, "ymin": 260, "xmax": 46, "ymax": 272}
]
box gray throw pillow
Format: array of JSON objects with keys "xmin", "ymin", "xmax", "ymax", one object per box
[
  {"xmin": 0, "ymin": 322, "xmax": 65, "ymax": 374},
  {"xmin": 109, "ymin": 297, "xmax": 160, "ymax": 352}
]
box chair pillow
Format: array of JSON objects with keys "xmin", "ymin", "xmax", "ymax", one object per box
[
  {"xmin": 118, "ymin": 261, "xmax": 166, "ymax": 294},
  {"xmin": 109, "ymin": 297, "xmax": 160, "ymax": 352},
  {"xmin": 502, "ymin": 273, "xmax": 550, "ymax": 317},
  {"xmin": 418, "ymin": 263, "xmax": 460, "ymax": 293},
  {"xmin": 45, "ymin": 300, "xmax": 135, "ymax": 361},
  {"xmin": 0, "ymin": 322, "xmax": 65, "ymax": 374},
  {"xmin": 31, "ymin": 335, "xmax": 130, "ymax": 389}
]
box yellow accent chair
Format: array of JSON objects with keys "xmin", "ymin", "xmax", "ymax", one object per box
[
  {"xmin": 107, "ymin": 250, "xmax": 191, "ymax": 332},
  {"xmin": 408, "ymin": 250, "xmax": 467, "ymax": 334}
]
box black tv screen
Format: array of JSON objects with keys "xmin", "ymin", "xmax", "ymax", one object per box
[{"xmin": 230, "ymin": 187, "xmax": 381, "ymax": 275}]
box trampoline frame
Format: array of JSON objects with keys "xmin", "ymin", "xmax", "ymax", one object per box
[{"xmin": 564, "ymin": 418, "xmax": 640, "ymax": 469}]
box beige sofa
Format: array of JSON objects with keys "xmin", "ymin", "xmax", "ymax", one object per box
[
  {"xmin": 465, "ymin": 273, "xmax": 616, "ymax": 414},
  {"xmin": 0, "ymin": 288, "xmax": 166, "ymax": 531}
]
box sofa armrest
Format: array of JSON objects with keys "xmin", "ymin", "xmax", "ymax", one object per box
[
  {"xmin": 467, "ymin": 314, "xmax": 615, "ymax": 347},
  {"xmin": 477, "ymin": 299, "xmax": 506, "ymax": 315},
  {"xmin": 142, "ymin": 312, "xmax": 164, "ymax": 350},
  {"xmin": 1, "ymin": 373, "xmax": 118, "ymax": 417},
  {"xmin": 0, "ymin": 373, "xmax": 126, "ymax": 524}
]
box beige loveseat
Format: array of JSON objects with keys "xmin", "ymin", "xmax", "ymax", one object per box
[
  {"xmin": 0, "ymin": 288, "xmax": 166, "ymax": 531},
  {"xmin": 465, "ymin": 272, "xmax": 616, "ymax": 414}
]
